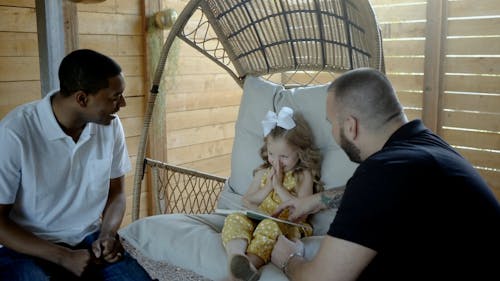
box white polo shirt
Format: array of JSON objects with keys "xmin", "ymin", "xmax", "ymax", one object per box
[{"xmin": 0, "ymin": 91, "xmax": 131, "ymax": 246}]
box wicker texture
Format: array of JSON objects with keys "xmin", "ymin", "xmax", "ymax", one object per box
[
  {"xmin": 147, "ymin": 159, "xmax": 225, "ymax": 215},
  {"xmin": 132, "ymin": 0, "xmax": 383, "ymax": 221},
  {"xmin": 207, "ymin": 0, "xmax": 379, "ymax": 74}
]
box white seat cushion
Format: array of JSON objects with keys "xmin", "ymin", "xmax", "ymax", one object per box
[{"xmin": 119, "ymin": 213, "xmax": 324, "ymax": 281}]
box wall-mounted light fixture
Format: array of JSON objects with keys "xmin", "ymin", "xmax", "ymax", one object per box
[{"xmin": 154, "ymin": 8, "xmax": 178, "ymax": 30}]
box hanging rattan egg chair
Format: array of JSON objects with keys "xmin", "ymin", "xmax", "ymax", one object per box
[{"xmin": 132, "ymin": 0, "xmax": 384, "ymax": 221}]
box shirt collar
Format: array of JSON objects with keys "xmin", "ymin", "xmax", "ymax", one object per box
[
  {"xmin": 36, "ymin": 91, "xmax": 95, "ymax": 141},
  {"xmin": 383, "ymin": 119, "xmax": 427, "ymax": 148}
]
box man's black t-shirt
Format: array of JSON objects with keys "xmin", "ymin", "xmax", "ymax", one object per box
[{"xmin": 328, "ymin": 120, "xmax": 500, "ymax": 280}]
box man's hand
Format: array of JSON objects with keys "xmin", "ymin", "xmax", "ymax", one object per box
[
  {"xmin": 272, "ymin": 194, "xmax": 322, "ymax": 222},
  {"xmin": 91, "ymin": 235, "xmax": 123, "ymax": 263},
  {"xmin": 60, "ymin": 248, "xmax": 92, "ymax": 277},
  {"xmin": 271, "ymin": 235, "xmax": 305, "ymax": 270}
]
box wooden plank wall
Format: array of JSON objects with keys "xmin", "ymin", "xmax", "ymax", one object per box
[
  {"xmin": 0, "ymin": 0, "xmax": 149, "ymax": 226},
  {"xmin": 443, "ymin": 0, "xmax": 500, "ymax": 198},
  {"xmin": 76, "ymin": 0, "xmax": 148, "ymax": 225},
  {"xmin": 161, "ymin": 0, "xmax": 242, "ymax": 178},
  {"xmin": 371, "ymin": 0, "xmax": 426, "ymax": 122},
  {"xmin": 371, "ymin": 0, "xmax": 500, "ymax": 199},
  {"xmin": 0, "ymin": 1, "xmax": 40, "ymax": 119}
]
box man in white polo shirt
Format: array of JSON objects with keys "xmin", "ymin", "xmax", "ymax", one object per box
[{"xmin": 0, "ymin": 49, "xmax": 153, "ymax": 280}]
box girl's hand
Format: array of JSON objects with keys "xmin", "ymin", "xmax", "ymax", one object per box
[
  {"xmin": 272, "ymin": 161, "xmax": 284, "ymax": 190},
  {"xmin": 261, "ymin": 167, "xmax": 275, "ymax": 193},
  {"xmin": 268, "ymin": 167, "xmax": 276, "ymax": 184},
  {"xmin": 271, "ymin": 161, "xmax": 295, "ymax": 201}
]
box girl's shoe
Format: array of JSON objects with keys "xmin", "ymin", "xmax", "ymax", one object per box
[{"xmin": 230, "ymin": 254, "xmax": 261, "ymax": 281}]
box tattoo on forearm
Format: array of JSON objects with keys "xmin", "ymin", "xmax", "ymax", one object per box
[{"xmin": 320, "ymin": 188, "xmax": 345, "ymax": 209}]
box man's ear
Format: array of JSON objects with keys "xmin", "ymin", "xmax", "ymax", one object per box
[
  {"xmin": 344, "ymin": 115, "xmax": 359, "ymax": 141},
  {"xmin": 75, "ymin": 91, "xmax": 88, "ymax": 107}
]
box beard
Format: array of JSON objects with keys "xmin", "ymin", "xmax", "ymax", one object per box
[{"xmin": 340, "ymin": 129, "xmax": 362, "ymax": 163}]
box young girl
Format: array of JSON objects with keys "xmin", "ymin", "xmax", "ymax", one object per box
[{"xmin": 221, "ymin": 107, "xmax": 323, "ymax": 281}]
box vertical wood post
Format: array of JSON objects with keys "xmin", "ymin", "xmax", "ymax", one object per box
[
  {"xmin": 36, "ymin": 0, "xmax": 65, "ymax": 97},
  {"xmin": 63, "ymin": 1, "xmax": 79, "ymax": 53},
  {"xmin": 422, "ymin": 0, "xmax": 448, "ymax": 133},
  {"xmin": 132, "ymin": 0, "xmax": 166, "ymax": 219},
  {"xmin": 36, "ymin": 0, "xmax": 79, "ymax": 98},
  {"xmin": 144, "ymin": 0, "xmax": 166, "ymax": 162}
]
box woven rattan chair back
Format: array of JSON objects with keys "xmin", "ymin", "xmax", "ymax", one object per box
[{"xmin": 132, "ymin": 0, "xmax": 384, "ymax": 220}]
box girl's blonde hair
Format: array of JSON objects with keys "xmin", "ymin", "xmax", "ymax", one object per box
[{"xmin": 255, "ymin": 111, "xmax": 324, "ymax": 193}]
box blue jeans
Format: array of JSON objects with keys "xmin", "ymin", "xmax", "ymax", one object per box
[{"xmin": 0, "ymin": 232, "xmax": 153, "ymax": 281}]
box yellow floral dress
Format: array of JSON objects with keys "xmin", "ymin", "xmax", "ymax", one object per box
[{"xmin": 221, "ymin": 169, "xmax": 313, "ymax": 262}]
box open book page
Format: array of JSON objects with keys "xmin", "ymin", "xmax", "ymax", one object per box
[{"xmin": 214, "ymin": 208, "xmax": 309, "ymax": 229}]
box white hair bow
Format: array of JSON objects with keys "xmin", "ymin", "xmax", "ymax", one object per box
[{"xmin": 261, "ymin": 106, "xmax": 296, "ymax": 136}]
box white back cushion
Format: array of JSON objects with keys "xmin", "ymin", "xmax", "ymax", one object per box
[
  {"xmin": 221, "ymin": 76, "xmax": 358, "ymax": 235},
  {"xmin": 228, "ymin": 77, "xmax": 281, "ymax": 195},
  {"xmin": 227, "ymin": 75, "xmax": 357, "ymax": 195}
]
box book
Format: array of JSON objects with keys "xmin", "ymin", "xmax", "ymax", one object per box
[{"xmin": 214, "ymin": 208, "xmax": 310, "ymax": 230}]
